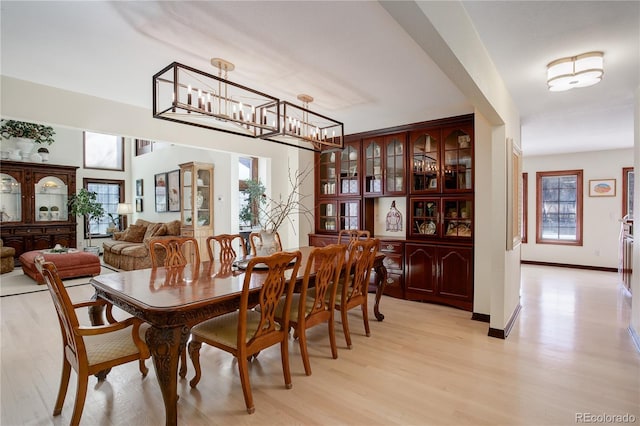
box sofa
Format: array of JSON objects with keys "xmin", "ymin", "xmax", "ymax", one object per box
[{"xmin": 102, "ymin": 219, "xmax": 183, "ymax": 271}]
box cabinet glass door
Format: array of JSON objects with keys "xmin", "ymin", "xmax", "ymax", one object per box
[
  {"xmin": 182, "ymin": 169, "xmax": 193, "ymax": 226},
  {"xmin": 364, "ymin": 138, "xmax": 382, "ymax": 194},
  {"xmin": 443, "ymin": 128, "xmax": 472, "ymax": 191},
  {"xmin": 385, "ymin": 135, "xmax": 405, "ymax": 193},
  {"xmin": 340, "ymin": 144, "xmax": 359, "ymax": 196},
  {"xmin": 410, "ymin": 198, "xmax": 439, "ymax": 237},
  {"xmin": 411, "ymin": 131, "xmax": 439, "ymax": 193},
  {"xmin": 35, "ymin": 176, "xmax": 68, "ymax": 222},
  {"xmin": 196, "ymin": 168, "xmax": 211, "ymax": 227},
  {"xmin": 318, "ymin": 201, "xmax": 338, "ymax": 232},
  {"xmin": 443, "ymin": 198, "xmax": 472, "ymax": 238},
  {"xmin": 319, "ymin": 150, "xmax": 338, "ymax": 197},
  {"xmin": 339, "ymin": 200, "xmax": 360, "ymax": 231},
  {"xmin": 0, "ymin": 173, "xmax": 21, "ymax": 223}
]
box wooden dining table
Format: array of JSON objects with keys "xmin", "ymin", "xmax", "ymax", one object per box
[{"xmin": 89, "ymin": 246, "xmax": 387, "ymax": 426}]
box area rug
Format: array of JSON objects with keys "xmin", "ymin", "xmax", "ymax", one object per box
[{"xmin": 0, "ymin": 263, "xmax": 120, "ymax": 297}]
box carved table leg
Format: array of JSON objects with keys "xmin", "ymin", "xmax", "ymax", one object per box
[
  {"xmin": 146, "ymin": 325, "xmax": 189, "ymax": 426},
  {"xmin": 88, "ymin": 291, "xmax": 105, "ymax": 326},
  {"xmin": 373, "ymin": 263, "xmax": 387, "ymax": 321}
]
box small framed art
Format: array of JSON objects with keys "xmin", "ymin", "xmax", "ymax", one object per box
[
  {"xmin": 588, "ymin": 179, "xmax": 616, "ymax": 197},
  {"xmin": 155, "ymin": 173, "xmax": 167, "ymax": 212},
  {"xmin": 136, "ymin": 197, "xmax": 143, "ymax": 212}
]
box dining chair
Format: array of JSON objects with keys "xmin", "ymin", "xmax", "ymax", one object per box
[
  {"xmin": 149, "ymin": 236, "xmax": 201, "ymax": 269},
  {"xmin": 188, "ymin": 250, "xmax": 302, "ymax": 414},
  {"xmin": 275, "ymin": 244, "xmax": 346, "ymax": 376},
  {"xmin": 333, "ymin": 238, "xmax": 378, "ymax": 349},
  {"xmin": 337, "ymin": 229, "xmax": 371, "ymax": 247},
  {"xmin": 206, "ymin": 233, "xmax": 247, "ymax": 262},
  {"xmin": 149, "ymin": 236, "xmax": 200, "ymax": 377},
  {"xmin": 249, "ymin": 231, "xmax": 282, "ymax": 255},
  {"xmin": 34, "ymin": 256, "xmax": 150, "ymax": 426}
]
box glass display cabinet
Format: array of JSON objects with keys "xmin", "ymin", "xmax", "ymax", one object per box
[
  {"xmin": 180, "ymin": 161, "xmax": 214, "ymax": 256},
  {"xmin": 0, "ymin": 161, "xmax": 78, "ymax": 260}
]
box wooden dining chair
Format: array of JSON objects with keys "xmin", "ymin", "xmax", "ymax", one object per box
[
  {"xmin": 149, "ymin": 236, "xmax": 200, "ymax": 377},
  {"xmin": 333, "ymin": 238, "xmax": 378, "ymax": 349},
  {"xmin": 249, "ymin": 231, "xmax": 282, "ymax": 255},
  {"xmin": 275, "ymin": 244, "xmax": 346, "ymax": 375},
  {"xmin": 337, "ymin": 229, "xmax": 371, "ymax": 247},
  {"xmin": 188, "ymin": 250, "xmax": 302, "ymax": 414},
  {"xmin": 34, "ymin": 256, "xmax": 150, "ymax": 426},
  {"xmin": 149, "ymin": 236, "xmax": 201, "ymax": 269},
  {"xmin": 206, "ymin": 233, "xmax": 247, "ymax": 262}
]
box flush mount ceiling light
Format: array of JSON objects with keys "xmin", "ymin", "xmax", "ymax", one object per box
[
  {"xmin": 153, "ymin": 61, "xmax": 344, "ymax": 152},
  {"xmin": 264, "ymin": 94, "xmax": 344, "ymax": 151},
  {"xmin": 153, "ymin": 61, "xmax": 280, "ymax": 140},
  {"xmin": 547, "ymin": 51, "xmax": 604, "ymax": 92}
]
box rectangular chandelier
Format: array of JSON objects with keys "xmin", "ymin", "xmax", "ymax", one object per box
[
  {"xmin": 153, "ymin": 62, "xmax": 344, "ymax": 152},
  {"xmin": 264, "ymin": 95, "xmax": 344, "ymax": 152},
  {"xmin": 153, "ymin": 62, "xmax": 281, "ymax": 139}
]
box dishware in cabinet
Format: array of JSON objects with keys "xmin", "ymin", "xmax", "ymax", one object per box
[
  {"xmin": 409, "ymin": 196, "xmax": 472, "ymax": 239},
  {"xmin": 410, "ymin": 129, "xmax": 440, "ymax": 193},
  {"xmin": 363, "ymin": 132, "xmax": 406, "ymax": 196}
]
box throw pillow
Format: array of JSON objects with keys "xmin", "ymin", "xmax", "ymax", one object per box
[
  {"xmin": 165, "ymin": 220, "xmax": 182, "ymax": 236},
  {"xmin": 144, "ymin": 223, "xmax": 167, "ymax": 245},
  {"xmin": 123, "ymin": 224, "xmax": 147, "ymax": 243}
]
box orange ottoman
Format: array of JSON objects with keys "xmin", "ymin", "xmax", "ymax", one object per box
[{"xmin": 19, "ymin": 250, "xmax": 101, "ymax": 284}]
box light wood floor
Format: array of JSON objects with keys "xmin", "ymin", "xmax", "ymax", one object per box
[{"xmin": 1, "ymin": 265, "xmax": 638, "ymax": 425}]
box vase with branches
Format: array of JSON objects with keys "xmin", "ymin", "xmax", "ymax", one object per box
[{"xmin": 241, "ymin": 165, "xmax": 313, "ymax": 253}]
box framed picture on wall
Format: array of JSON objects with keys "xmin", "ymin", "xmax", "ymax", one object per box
[
  {"xmin": 155, "ymin": 172, "xmax": 167, "ymax": 212},
  {"xmin": 136, "ymin": 197, "xmax": 143, "ymax": 213},
  {"xmin": 167, "ymin": 169, "xmax": 180, "ymax": 212},
  {"xmin": 135, "ymin": 139, "xmax": 153, "ymax": 156},
  {"xmin": 588, "ymin": 179, "xmax": 616, "ymax": 197},
  {"xmin": 136, "ymin": 179, "xmax": 143, "ymax": 197}
]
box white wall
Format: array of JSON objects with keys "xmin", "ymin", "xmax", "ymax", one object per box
[{"xmin": 522, "ymin": 148, "xmax": 633, "ymax": 269}]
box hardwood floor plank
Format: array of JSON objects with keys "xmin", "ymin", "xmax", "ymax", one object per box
[{"xmin": 1, "ymin": 265, "xmax": 638, "ymax": 425}]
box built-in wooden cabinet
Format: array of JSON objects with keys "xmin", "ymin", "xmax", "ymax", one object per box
[
  {"xmin": 404, "ymin": 243, "xmax": 473, "ymax": 311},
  {"xmin": 0, "ymin": 161, "xmax": 78, "ymax": 261},
  {"xmin": 179, "ymin": 161, "xmax": 214, "ymax": 256},
  {"xmin": 312, "ymin": 114, "xmax": 474, "ymax": 311}
]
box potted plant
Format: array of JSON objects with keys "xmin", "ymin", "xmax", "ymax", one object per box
[
  {"xmin": 68, "ymin": 188, "xmax": 105, "ymax": 253},
  {"xmin": 0, "ymin": 119, "xmax": 55, "ymax": 157},
  {"xmin": 50, "ymin": 205, "xmax": 60, "ymax": 220},
  {"xmin": 39, "ymin": 206, "xmax": 49, "ymax": 220}
]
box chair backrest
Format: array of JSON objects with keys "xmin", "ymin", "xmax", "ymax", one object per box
[
  {"xmin": 342, "ymin": 238, "xmax": 378, "ymax": 304},
  {"xmin": 337, "ymin": 229, "xmax": 371, "ymax": 248},
  {"xmin": 299, "ymin": 244, "xmax": 346, "ymax": 321},
  {"xmin": 34, "ymin": 256, "xmax": 84, "ymax": 364},
  {"xmin": 149, "ymin": 236, "xmax": 200, "ymax": 268},
  {"xmin": 239, "ymin": 251, "xmax": 301, "ymax": 346},
  {"xmin": 249, "ymin": 231, "xmax": 283, "ymax": 255},
  {"xmin": 207, "ymin": 234, "xmax": 247, "ymax": 262}
]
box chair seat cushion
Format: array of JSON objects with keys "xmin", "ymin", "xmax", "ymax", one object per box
[
  {"xmin": 275, "ymin": 294, "xmax": 319, "ymax": 323},
  {"xmin": 191, "ymin": 309, "xmax": 282, "ymax": 349},
  {"xmin": 82, "ymin": 323, "xmax": 149, "ymax": 367}
]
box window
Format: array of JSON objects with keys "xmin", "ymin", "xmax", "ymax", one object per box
[
  {"xmin": 622, "ymin": 167, "xmax": 634, "ymax": 218},
  {"xmin": 83, "ymin": 178, "xmax": 125, "ymax": 238},
  {"xmin": 83, "ymin": 131, "xmax": 124, "ymax": 170},
  {"xmin": 239, "ymin": 157, "xmax": 258, "ymax": 229},
  {"xmin": 536, "ymin": 170, "xmax": 583, "ymax": 245}
]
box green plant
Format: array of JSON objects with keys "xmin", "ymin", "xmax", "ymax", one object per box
[
  {"xmin": 0, "ymin": 119, "xmax": 56, "ymax": 145},
  {"xmin": 68, "ymin": 188, "xmax": 105, "ymax": 247},
  {"xmin": 39, "ymin": 206, "xmax": 48, "ymax": 211}
]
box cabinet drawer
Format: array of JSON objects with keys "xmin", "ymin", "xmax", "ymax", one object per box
[
  {"xmin": 14, "ymin": 227, "xmax": 45, "ymax": 235},
  {"xmin": 382, "ymin": 253, "xmax": 403, "ymax": 271},
  {"xmin": 378, "ymin": 241, "xmax": 403, "ymax": 254},
  {"xmin": 48, "ymin": 226, "xmax": 74, "ymax": 234}
]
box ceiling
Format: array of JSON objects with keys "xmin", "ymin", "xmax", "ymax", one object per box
[{"xmin": 1, "ymin": 1, "xmax": 638, "ymax": 157}]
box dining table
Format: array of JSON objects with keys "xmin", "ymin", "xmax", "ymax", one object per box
[{"xmin": 89, "ymin": 246, "xmax": 387, "ymax": 426}]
